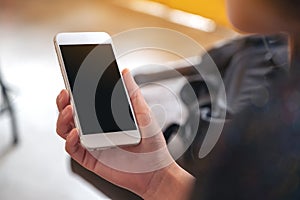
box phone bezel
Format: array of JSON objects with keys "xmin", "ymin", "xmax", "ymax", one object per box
[{"xmin": 54, "ymin": 32, "xmax": 141, "ymax": 150}]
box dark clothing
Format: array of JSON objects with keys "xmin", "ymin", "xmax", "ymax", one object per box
[
  {"xmin": 191, "ymin": 72, "xmax": 300, "ymax": 199},
  {"xmin": 178, "ymin": 34, "xmax": 289, "ymax": 172},
  {"xmin": 70, "ymin": 34, "xmax": 299, "ymax": 200}
]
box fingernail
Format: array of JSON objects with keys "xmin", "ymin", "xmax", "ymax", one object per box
[{"xmin": 122, "ymin": 68, "xmax": 130, "ymax": 75}]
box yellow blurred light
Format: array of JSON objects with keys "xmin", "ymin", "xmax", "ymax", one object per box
[
  {"xmin": 152, "ymin": 0, "xmax": 230, "ymax": 27},
  {"xmin": 125, "ymin": 0, "xmax": 217, "ymax": 32},
  {"xmin": 169, "ymin": 9, "xmax": 216, "ymax": 32}
]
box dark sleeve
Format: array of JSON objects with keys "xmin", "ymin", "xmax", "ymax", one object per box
[{"xmin": 190, "ymin": 95, "xmax": 300, "ymax": 200}]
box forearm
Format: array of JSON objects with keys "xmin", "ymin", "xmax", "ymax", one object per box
[{"xmin": 142, "ymin": 163, "xmax": 195, "ymax": 200}]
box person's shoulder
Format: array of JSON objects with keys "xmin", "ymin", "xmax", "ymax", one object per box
[{"xmin": 191, "ymin": 75, "xmax": 300, "ymax": 200}]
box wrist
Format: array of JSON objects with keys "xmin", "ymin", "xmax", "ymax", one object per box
[{"xmin": 142, "ymin": 163, "xmax": 195, "ymax": 200}]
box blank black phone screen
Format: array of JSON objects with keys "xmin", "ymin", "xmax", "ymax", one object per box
[{"xmin": 59, "ymin": 44, "xmax": 136, "ymax": 135}]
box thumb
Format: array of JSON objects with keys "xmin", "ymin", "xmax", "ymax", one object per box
[
  {"xmin": 122, "ymin": 69, "xmax": 163, "ymax": 139},
  {"xmin": 122, "ymin": 68, "xmax": 151, "ymax": 127},
  {"xmin": 122, "ymin": 68, "xmax": 139, "ymax": 98}
]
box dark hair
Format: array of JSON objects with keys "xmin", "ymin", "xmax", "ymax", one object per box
[{"xmin": 274, "ymin": 0, "xmax": 300, "ymax": 18}]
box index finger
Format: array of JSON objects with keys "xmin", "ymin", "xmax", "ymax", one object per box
[{"xmin": 56, "ymin": 89, "xmax": 70, "ymax": 112}]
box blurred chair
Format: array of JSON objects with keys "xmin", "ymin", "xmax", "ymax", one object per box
[{"xmin": 0, "ymin": 67, "xmax": 18, "ymax": 145}]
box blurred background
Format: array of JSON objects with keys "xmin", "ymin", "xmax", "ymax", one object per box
[{"xmin": 0, "ymin": 0, "xmax": 236, "ymax": 199}]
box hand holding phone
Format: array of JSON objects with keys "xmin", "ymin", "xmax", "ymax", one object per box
[
  {"xmin": 54, "ymin": 32, "xmax": 141, "ymax": 149},
  {"xmin": 56, "ymin": 69, "xmax": 194, "ymax": 199}
]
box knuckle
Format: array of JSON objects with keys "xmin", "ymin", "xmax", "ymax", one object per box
[
  {"xmin": 56, "ymin": 118, "xmax": 63, "ymax": 134},
  {"xmin": 130, "ymin": 90, "xmax": 139, "ymax": 101},
  {"xmin": 137, "ymin": 112, "xmax": 151, "ymax": 127},
  {"xmin": 56, "ymin": 126, "xmax": 61, "ymax": 134},
  {"xmin": 130, "ymin": 88, "xmax": 143, "ymax": 104},
  {"xmin": 56, "ymin": 91, "xmax": 63, "ymax": 105}
]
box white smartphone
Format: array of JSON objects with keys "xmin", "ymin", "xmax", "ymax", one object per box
[{"xmin": 54, "ymin": 32, "xmax": 141, "ymax": 150}]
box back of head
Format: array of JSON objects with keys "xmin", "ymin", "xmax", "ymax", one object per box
[
  {"xmin": 273, "ymin": 0, "xmax": 300, "ymax": 18},
  {"xmin": 225, "ymin": 0, "xmax": 300, "ymax": 33}
]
